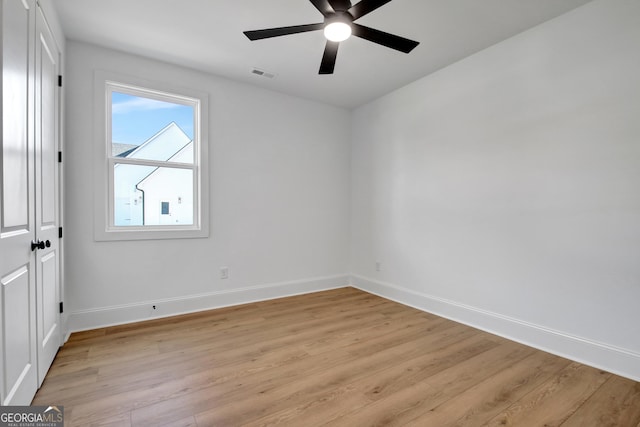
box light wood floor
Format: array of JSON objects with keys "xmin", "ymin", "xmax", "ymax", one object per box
[{"xmin": 34, "ymin": 287, "xmax": 640, "ymax": 426}]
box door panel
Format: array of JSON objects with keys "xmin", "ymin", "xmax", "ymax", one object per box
[
  {"xmin": 0, "ymin": 0, "xmax": 38, "ymax": 406},
  {"xmin": 1, "ymin": 267, "xmax": 36, "ymax": 405},
  {"xmin": 34, "ymin": 6, "xmax": 61, "ymax": 386},
  {"xmin": 1, "ymin": 0, "xmax": 31, "ymax": 229},
  {"xmin": 38, "ymin": 252, "xmax": 58, "ymax": 377},
  {"xmin": 39, "ymin": 27, "xmax": 56, "ymax": 226}
]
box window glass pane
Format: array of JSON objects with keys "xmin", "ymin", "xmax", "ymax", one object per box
[
  {"xmin": 114, "ymin": 164, "xmax": 193, "ymax": 226},
  {"xmin": 111, "ymin": 91, "xmax": 194, "ymax": 164}
]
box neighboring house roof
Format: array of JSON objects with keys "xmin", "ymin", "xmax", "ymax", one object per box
[
  {"xmin": 121, "ymin": 121, "xmax": 191, "ymax": 162},
  {"xmin": 112, "ymin": 143, "xmax": 138, "ymax": 157}
]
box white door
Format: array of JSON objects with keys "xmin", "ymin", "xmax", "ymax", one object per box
[
  {"xmin": 34, "ymin": 5, "xmax": 61, "ymax": 385},
  {"xmin": 0, "ymin": 0, "xmax": 39, "ymax": 406}
]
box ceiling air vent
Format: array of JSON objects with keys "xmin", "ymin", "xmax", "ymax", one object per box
[{"xmin": 251, "ymin": 68, "xmax": 276, "ymax": 79}]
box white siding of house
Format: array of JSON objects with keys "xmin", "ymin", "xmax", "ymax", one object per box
[{"xmin": 137, "ymin": 143, "xmax": 194, "ymax": 226}]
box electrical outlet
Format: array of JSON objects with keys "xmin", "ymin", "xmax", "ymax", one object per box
[
  {"xmin": 375, "ymin": 261, "xmax": 381, "ymax": 272},
  {"xmin": 220, "ymin": 267, "xmax": 229, "ymax": 279}
]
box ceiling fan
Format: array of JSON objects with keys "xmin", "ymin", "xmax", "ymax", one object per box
[{"xmin": 243, "ymin": 0, "xmax": 419, "ymax": 75}]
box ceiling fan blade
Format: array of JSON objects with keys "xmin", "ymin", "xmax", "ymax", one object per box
[
  {"xmin": 327, "ymin": 0, "xmax": 352, "ymax": 12},
  {"xmin": 348, "ymin": 0, "xmax": 393, "ymax": 20},
  {"xmin": 319, "ymin": 41, "xmax": 340, "ymax": 74},
  {"xmin": 351, "ymin": 23, "xmax": 419, "ymax": 53},
  {"xmin": 244, "ymin": 23, "xmax": 324, "ymax": 41},
  {"xmin": 309, "ymin": 0, "xmax": 335, "ymax": 16}
]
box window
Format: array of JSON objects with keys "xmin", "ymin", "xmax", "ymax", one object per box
[
  {"xmin": 161, "ymin": 202, "xmax": 170, "ymax": 215},
  {"xmin": 94, "ymin": 71, "xmax": 209, "ymax": 241}
]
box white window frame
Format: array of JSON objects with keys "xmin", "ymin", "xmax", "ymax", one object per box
[{"xmin": 93, "ymin": 70, "xmax": 209, "ymax": 241}]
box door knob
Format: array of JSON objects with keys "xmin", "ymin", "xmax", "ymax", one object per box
[
  {"xmin": 45, "ymin": 240, "xmax": 51, "ymax": 248},
  {"xmin": 31, "ymin": 240, "xmax": 45, "ymax": 251}
]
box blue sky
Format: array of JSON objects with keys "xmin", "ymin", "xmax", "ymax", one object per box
[{"xmin": 111, "ymin": 92, "xmax": 194, "ymax": 146}]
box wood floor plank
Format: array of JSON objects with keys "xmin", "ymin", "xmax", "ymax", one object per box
[
  {"xmin": 129, "ymin": 349, "xmax": 358, "ymax": 426},
  {"xmin": 85, "ymin": 411, "xmax": 131, "ymax": 427},
  {"xmin": 561, "ymin": 375, "xmax": 640, "ymax": 427},
  {"xmin": 484, "ymin": 362, "xmax": 610, "ymax": 426},
  {"xmin": 155, "ymin": 415, "xmax": 198, "ymax": 427},
  {"xmin": 326, "ymin": 340, "xmax": 535, "ymax": 426},
  {"xmin": 155, "ymin": 302, "xmax": 388, "ymax": 355},
  {"xmin": 31, "ymin": 287, "xmax": 640, "ymax": 427},
  {"xmin": 32, "ymin": 367, "xmax": 99, "ymax": 403},
  {"xmin": 245, "ymin": 334, "xmax": 497, "ymax": 426},
  {"xmin": 357, "ymin": 333, "xmax": 499, "ymax": 402},
  {"xmin": 242, "ymin": 384, "xmax": 374, "ymax": 426},
  {"xmin": 404, "ymin": 350, "xmax": 570, "ymax": 426},
  {"xmin": 301, "ymin": 312, "xmax": 439, "ymax": 356},
  {"xmin": 140, "ymin": 322, "xmax": 474, "ymax": 425}
]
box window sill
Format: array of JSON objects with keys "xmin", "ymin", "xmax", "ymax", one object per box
[{"xmin": 94, "ymin": 225, "xmax": 209, "ymax": 242}]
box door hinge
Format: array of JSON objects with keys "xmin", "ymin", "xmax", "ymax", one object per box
[
  {"xmin": 59, "ymin": 302, "xmax": 64, "ymax": 314},
  {"xmin": 58, "ymin": 151, "xmax": 62, "ymax": 163},
  {"xmin": 58, "ymin": 227, "xmax": 63, "ymax": 238},
  {"xmin": 58, "ymin": 75, "xmax": 62, "ymax": 87}
]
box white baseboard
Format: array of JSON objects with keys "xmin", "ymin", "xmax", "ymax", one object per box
[
  {"xmin": 350, "ymin": 274, "xmax": 640, "ymax": 382},
  {"xmin": 67, "ymin": 274, "xmax": 350, "ymax": 333}
]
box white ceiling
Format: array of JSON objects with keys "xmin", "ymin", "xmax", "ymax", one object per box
[{"xmin": 53, "ymin": 0, "xmax": 593, "ymax": 108}]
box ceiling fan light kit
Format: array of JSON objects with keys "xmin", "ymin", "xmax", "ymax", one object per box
[
  {"xmin": 243, "ymin": 0, "xmax": 419, "ymax": 75},
  {"xmin": 324, "ymin": 19, "xmax": 352, "ymax": 42}
]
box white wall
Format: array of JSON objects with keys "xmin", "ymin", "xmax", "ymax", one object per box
[
  {"xmin": 350, "ymin": 0, "xmax": 640, "ymax": 380},
  {"xmin": 65, "ymin": 41, "xmax": 351, "ymax": 330}
]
